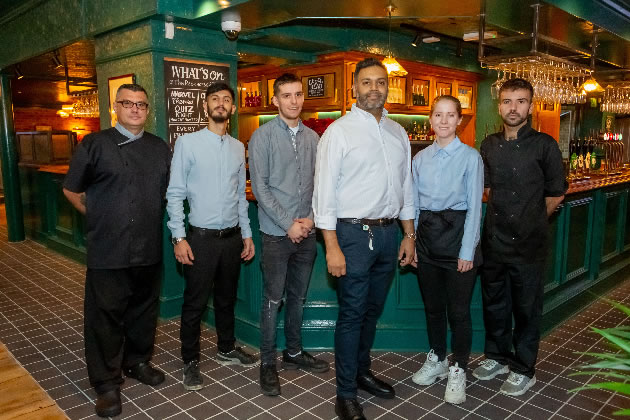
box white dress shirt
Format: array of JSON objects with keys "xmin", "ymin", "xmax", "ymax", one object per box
[{"xmin": 313, "ymin": 103, "xmax": 415, "ymax": 230}]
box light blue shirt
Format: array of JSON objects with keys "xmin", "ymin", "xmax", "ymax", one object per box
[
  {"xmin": 412, "ymin": 137, "xmax": 484, "ymax": 261},
  {"xmin": 166, "ymin": 128, "xmax": 252, "ymax": 239}
]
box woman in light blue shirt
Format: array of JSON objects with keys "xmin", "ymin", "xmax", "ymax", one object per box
[{"xmin": 410, "ymin": 95, "xmax": 484, "ymax": 405}]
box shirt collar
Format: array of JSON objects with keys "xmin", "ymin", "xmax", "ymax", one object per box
[
  {"xmin": 115, "ymin": 123, "xmax": 144, "ymax": 144},
  {"xmin": 430, "ymin": 137, "xmax": 462, "ymax": 157},
  {"xmin": 273, "ymin": 115, "xmax": 303, "ymax": 134},
  {"xmin": 351, "ymin": 103, "xmax": 388, "ymax": 124},
  {"xmin": 204, "ymin": 127, "xmax": 229, "ymax": 142}
]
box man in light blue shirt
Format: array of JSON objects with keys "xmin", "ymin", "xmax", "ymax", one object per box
[{"xmin": 166, "ymin": 82, "xmax": 257, "ymax": 392}]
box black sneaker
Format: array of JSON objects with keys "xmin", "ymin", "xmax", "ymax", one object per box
[
  {"xmin": 260, "ymin": 363, "xmax": 281, "ymax": 396},
  {"xmin": 216, "ymin": 346, "xmax": 259, "ymax": 366},
  {"xmin": 281, "ymin": 350, "xmax": 330, "ymax": 373},
  {"xmin": 182, "ymin": 360, "xmax": 203, "ymax": 391}
]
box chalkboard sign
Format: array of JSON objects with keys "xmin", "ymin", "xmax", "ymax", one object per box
[
  {"xmin": 164, "ymin": 58, "xmax": 230, "ymax": 145},
  {"xmin": 307, "ymin": 75, "xmax": 325, "ymax": 98}
]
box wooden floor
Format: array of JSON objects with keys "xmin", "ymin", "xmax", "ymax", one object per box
[{"xmin": 0, "ymin": 342, "xmax": 68, "ymax": 420}]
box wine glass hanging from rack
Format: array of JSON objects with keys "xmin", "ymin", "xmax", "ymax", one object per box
[
  {"xmin": 485, "ymin": 56, "xmax": 591, "ymax": 105},
  {"xmin": 601, "ymin": 85, "xmax": 630, "ymax": 114}
]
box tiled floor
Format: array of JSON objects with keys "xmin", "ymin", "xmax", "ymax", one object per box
[{"xmin": 0, "ymin": 221, "xmax": 629, "ymax": 419}]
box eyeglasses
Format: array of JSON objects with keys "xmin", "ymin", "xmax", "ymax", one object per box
[{"xmin": 116, "ymin": 100, "xmax": 149, "ymax": 110}]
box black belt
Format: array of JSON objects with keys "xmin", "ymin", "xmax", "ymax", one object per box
[
  {"xmin": 189, "ymin": 225, "xmax": 240, "ymax": 238},
  {"xmin": 338, "ymin": 218, "xmax": 395, "ymax": 226}
]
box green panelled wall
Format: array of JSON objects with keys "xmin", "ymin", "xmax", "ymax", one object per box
[{"xmin": 20, "ymin": 166, "xmax": 630, "ymax": 351}]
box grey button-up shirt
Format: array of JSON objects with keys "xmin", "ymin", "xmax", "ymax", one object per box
[{"xmin": 249, "ymin": 116, "xmax": 319, "ymax": 236}]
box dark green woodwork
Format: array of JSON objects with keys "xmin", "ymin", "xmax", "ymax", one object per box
[{"xmin": 0, "ymin": 75, "xmax": 25, "ymax": 242}]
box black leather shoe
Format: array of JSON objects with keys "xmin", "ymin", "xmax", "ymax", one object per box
[
  {"xmin": 95, "ymin": 388, "xmax": 121, "ymax": 418},
  {"xmin": 281, "ymin": 349, "xmax": 330, "ymax": 373},
  {"xmin": 335, "ymin": 397, "xmax": 366, "ymax": 420},
  {"xmin": 357, "ymin": 371, "xmax": 395, "ymax": 399},
  {"xmin": 260, "ymin": 363, "xmax": 281, "ymax": 396},
  {"xmin": 125, "ymin": 362, "xmax": 165, "ymax": 386}
]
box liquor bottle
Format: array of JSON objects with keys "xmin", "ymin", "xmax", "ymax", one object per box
[
  {"xmin": 386, "ymin": 78, "xmax": 393, "ymax": 103},
  {"xmin": 419, "ymin": 84, "xmax": 426, "ymax": 106},
  {"xmin": 245, "ymin": 91, "xmax": 251, "ymax": 107},
  {"xmin": 578, "ymin": 137, "xmax": 586, "ymax": 173},
  {"xmin": 412, "ymin": 85, "xmax": 418, "ymax": 106},
  {"xmin": 585, "ymin": 136, "xmax": 592, "ymax": 174},
  {"xmin": 569, "ymin": 136, "xmax": 578, "ymax": 174}
]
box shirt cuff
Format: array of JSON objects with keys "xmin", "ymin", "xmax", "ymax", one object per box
[
  {"xmin": 315, "ymin": 215, "xmax": 337, "ymax": 230},
  {"xmin": 240, "ymin": 225, "xmax": 252, "ymax": 239},
  {"xmin": 458, "ymin": 245, "xmax": 474, "ymax": 262},
  {"xmin": 399, "ymin": 207, "xmax": 415, "ymax": 221},
  {"xmin": 170, "ymin": 227, "xmax": 186, "ymax": 239}
]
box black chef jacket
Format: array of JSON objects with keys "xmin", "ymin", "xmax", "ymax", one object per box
[
  {"xmin": 63, "ymin": 128, "xmax": 171, "ymax": 269},
  {"xmin": 480, "ymin": 123, "xmax": 567, "ymax": 263}
]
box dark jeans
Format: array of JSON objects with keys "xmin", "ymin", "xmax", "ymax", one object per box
[
  {"xmin": 84, "ymin": 263, "xmax": 162, "ymax": 394},
  {"xmin": 417, "ymin": 262, "xmax": 477, "ymax": 370},
  {"xmin": 334, "ymin": 222, "xmax": 398, "ymax": 399},
  {"xmin": 481, "ymin": 261, "xmax": 545, "ymax": 378},
  {"xmin": 181, "ymin": 227, "xmax": 243, "ymax": 362},
  {"xmin": 260, "ymin": 233, "xmax": 317, "ymax": 365}
]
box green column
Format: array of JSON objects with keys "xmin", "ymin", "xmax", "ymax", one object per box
[{"xmin": 0, "ymin": 74, "xmax": 25, "ymax": 241}]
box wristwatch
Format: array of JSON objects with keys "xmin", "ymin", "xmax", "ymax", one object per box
[
  {"xmin": 404, "ymin": 232, "xmax": 417, "ymax": 240},
  {"xmin": 171, "ymin": 237, "xmax": 185, "ymax": 245}
]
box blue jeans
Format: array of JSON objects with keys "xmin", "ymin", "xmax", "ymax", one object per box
[
  {"xmin": 334, "ymin": 222, "xmax": 398, "ymax": 399},
  {"xmin": 260, "ymin": 233, "xmax": 317, "ymax": 365}
]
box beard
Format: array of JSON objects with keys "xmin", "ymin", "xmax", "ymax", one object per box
[
  {"xmin": 356, "ymin": 90, "xmax": 386, "ymax": 111},
  {"xmin": 502, "ymin": 111, "xmax": 528, "ymax": 127},
  {"xmin": 210, "ymin": 107, "xmax": 232, "ymax": 123}
]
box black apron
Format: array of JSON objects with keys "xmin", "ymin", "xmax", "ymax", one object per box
[{"xmin": 415, "ymin": 209, "xmax": 482, "ymax": 270}]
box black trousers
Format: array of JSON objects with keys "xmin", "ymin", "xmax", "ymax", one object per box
[
  {"xmin": 84, "ymin": 263, "xmax": 162, "ymax": 394},
  {"xmin": 180, "ymin": 228, "xmax": 243, "ymax": 362},
  {"xmin": 481, "ymin": 261, "xmax": 545, "ymax": 378},
  {"xmin": 417, "ymin": 262, "xmax": 477, "ymax": 370}
]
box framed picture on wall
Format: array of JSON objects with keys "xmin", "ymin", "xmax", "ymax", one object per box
[{"xmin": 108, "ymin": 74, "xmax": 136, "ymax": 127}]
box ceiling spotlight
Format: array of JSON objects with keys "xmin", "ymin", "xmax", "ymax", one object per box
[
  {"xmin": 411, "ymin": 34, "xmax": 421, "ymax": 47},
  {"xmin": 52, "ymin": 50, "xmax": 63, "ymax": 68},
  {"xmin": 15, "ymin": 65, "xmax": 24, "ymax": 79}
]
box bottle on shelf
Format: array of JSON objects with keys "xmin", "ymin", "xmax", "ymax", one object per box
[
  {"xmin": 577, "ymin": 137, "xmax": 585, "ymax": 174},
  {"xmin": 245, "ymin": 91, "xmax": 251, "ymax": 107},
  {"xmin": 419, "ymin": 84, "xmax": 426, "ymax": 106}
]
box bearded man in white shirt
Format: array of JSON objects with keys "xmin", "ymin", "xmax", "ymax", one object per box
[{"xmin": 313, "ymin": 58, "xmax": 416, "ymax": 420}]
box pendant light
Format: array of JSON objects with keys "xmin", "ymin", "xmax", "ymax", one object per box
[
  {"xmin": 382, "ymin": 1, "xmax": 407, "ymax": 77},
  {"xmin": 580, "ymin": 25, "xmax": 604, "ymax": 94}
]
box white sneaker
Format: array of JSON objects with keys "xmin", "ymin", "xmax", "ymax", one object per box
[
  {"xmin": 500, "ymin": 372, "xmax": 536, "ymax": 396},
  {"xmin": 412, "ymin": 350, "xmax": 449, "ymax": 385},
  {"xmin": 444, "ymin": 363, "xmax": 466, "ymax": 404},
  {"xmin": 472, "ymin": 359, "xmax": 509, "ymax": 381}
]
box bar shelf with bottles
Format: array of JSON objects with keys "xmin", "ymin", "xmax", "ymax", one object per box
[
  {"xmin": 568, "ymin": 131, "xmax": 626, "ymax": 183},
  {"xmin": 237, "ymin": 52, "xmax": 481, "ymax": 149}
]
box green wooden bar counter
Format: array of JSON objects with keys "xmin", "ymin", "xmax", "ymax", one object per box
[{"xmin": 20, "ymin": 165, "xmax": 630, "ymax": 352}]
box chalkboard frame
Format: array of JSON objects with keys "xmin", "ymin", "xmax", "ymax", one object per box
[{"xmin": 163, "ymin": 57, "xmax": 230, "ymax": 145}]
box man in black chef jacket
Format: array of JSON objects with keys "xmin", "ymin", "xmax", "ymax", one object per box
[
  {"xmin": 63, "ymin": 83, "xmax": 171, "ymax": 417},
  {"xmin": 473, "ymin": 78, "xmax": 566, "ymax": 397}
]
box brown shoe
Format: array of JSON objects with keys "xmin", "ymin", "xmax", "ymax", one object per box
[{"xmin": 95, "ymin": 388, "xmax": 121, "ymax": 418}]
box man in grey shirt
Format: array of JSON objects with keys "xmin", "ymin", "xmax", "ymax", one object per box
[{"xmin": 249, "ymin": 73, "xmax": 329, "ymax": 397}]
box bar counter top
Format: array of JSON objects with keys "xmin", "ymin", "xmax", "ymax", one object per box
[
  {"xmin": 37, "ymin": 164, "xmax": 69, "ymax": 175},
  {"xmin": 566, "ymin": 170, "xmax": 630, "ymax": 195}
]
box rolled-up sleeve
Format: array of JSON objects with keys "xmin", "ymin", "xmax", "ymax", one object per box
[
  {"xmin": 166, "ymin": 139, "xmax": 190, "ymax": 238},
  {"xmin": 313, "ymin": 125, "xmax": 344, "ymax": 230},
  {"xmin": 411, "ymin": 154, "xmax": 422, "ymax": 230},
  {"xmin": 459, "ymin": 152, "xmax": 484, "ymax": 261}
]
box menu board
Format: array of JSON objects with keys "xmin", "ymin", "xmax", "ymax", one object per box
[
  {"xmin": 164, "ymin": 58, "xmax": 230, "ymax": 145},
  {"xmin": 307, "ymin": 75, "xmax": 325, "ymax": 98}
]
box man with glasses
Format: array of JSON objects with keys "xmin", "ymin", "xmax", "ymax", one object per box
[
  {"xmin": 63, "ymin": 84, "xmax": 171, "ymax": 418},
  {"xmin": 166, "ymin": 82, "xmax": 257, "ymax": 392}
]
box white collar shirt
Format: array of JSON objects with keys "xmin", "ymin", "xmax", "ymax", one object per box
[{"xmin": 313, "ymin": 103, "xmax": 415, "ymax": 230}]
